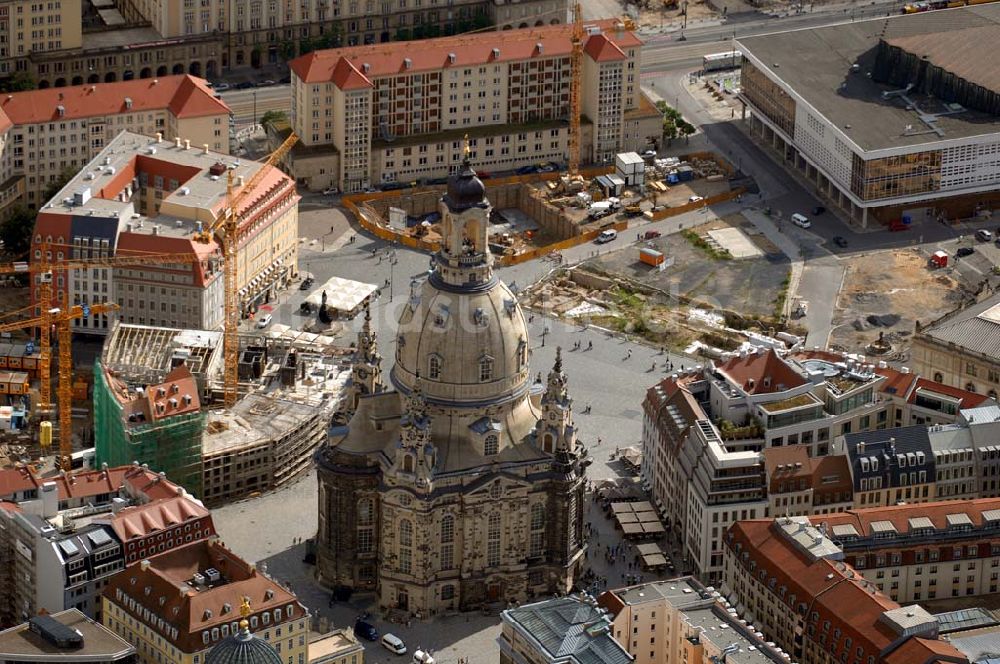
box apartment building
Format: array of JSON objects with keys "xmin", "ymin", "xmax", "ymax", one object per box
[
  {"xmin": 723, "ymin": 517, "xmax": 969, "ymax": 664},
  {"xmin": 0, "ymin": 76, "xmax": 230, "ymax": 210},
  {"xmin": 31, "ymin": 130, "xmax": 299, "ymax": 335},
  {"xmin": 815, "ymin": 500, "xmax": 1000, "ymax": 605},
  {"xmin": 763, "ymin": 445, "xmax": 853, "ymax": 517},
  {"xmin": 0, "ymin": 0, "xmax": 84, "ymax": 77},
  {"xmin": 910, "ymin": 290, "xmax": 1000, "ymax": 399},
  {"xmin": 0, "ymin": 609, "xmax": 137, "ymax": 663},
  {"xmin": 0, "ymin": 464, "xmax": 206, "ymax": 629},
  {"xmin": 736, "ymin": 6, "xmax": 1000, "ymax": 228},
  {"xmin": 641, "ymin": 348, "xmax": 989, "ymax": 583},
  {"xmin": 596, "ymin": 577, "xmax": 788, "ymax": 664},
  {"xmin": 102, "ymin": 538, "xmax": 309, "ymax": 664},
  {"xmin": 498, "ymin": 595, "xmax": 632, "ymax": 664},
  {"xmin": 287, "ymin": 20, "xmax": 661, "ymax": 192}
]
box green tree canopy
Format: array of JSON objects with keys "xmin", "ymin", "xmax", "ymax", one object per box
[{"xmin": 0, "ymin": 206, "xmax": 36, "ymax": 256}]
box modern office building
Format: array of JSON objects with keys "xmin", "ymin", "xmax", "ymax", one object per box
[
  {"xmin": 736, "ymin": 5, "xmax": 1000, "ymax": 228},
  {"xmin": 723, "ymin": 516, "xmax": 969, "ymax": 664},
  {"xmin": 910, "ymin": 290, "xmax": 1000, "ymax": 399},
  {"xmin": 286, "ymin": 20, "xmax": 661, "ymax": 192},
  {"xmin": 0, "ymin": 76, "xmax": 230, "ymax": 211},
  {"xmin": 597, "ymin": 577, "xmax": 788, "ymax": 664},
  {"xmin": 0, "ymin": 609, "xmax": 137, "ymax": 663},
  {"xmin": 31, "ymin": 130, "xmax": 299, "ymax": 334},
  {"xmin": 101, "ymin": 539, "xmax": 309, "ymax": 664}
]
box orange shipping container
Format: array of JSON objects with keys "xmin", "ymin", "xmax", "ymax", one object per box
[{"xmin": 640, "ymin": 248, "xmax": 665, "ymax": 266}]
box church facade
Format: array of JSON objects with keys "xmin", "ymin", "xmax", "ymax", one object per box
[{"xmin": 314, "ymin": 159, "xmax": 588, "ymax": 616}]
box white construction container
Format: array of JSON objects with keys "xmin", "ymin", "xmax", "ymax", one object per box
[{"xmin": 615, "ymin": 152, "xmax": 646, "ymax": 187}]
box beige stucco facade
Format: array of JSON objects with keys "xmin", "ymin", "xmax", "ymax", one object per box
[
  {"xmin": 0, "ymin": 0, "xmax": 83, "ymax": 76},
  {"xmin": 288, "ymin": 22, "xmax": 660, "ymax": 192}
]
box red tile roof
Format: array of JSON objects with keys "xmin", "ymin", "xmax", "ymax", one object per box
[
  {"xmin": 102, "ymin": 539, "xmax": 305, "ymax": 653},
  {"xmin": 119, "ymin": 365, "xmax": 201, "ymax": 424},
  {"xmin": 908, "ymin": 377, "xmax": 990, "ymax": 410},
  {"xmin": 763, "ymin": 445, "xmax": 853, "ymax": 498},
  {"xmin": 290, "ymin": 20, "xmax": 642, "ymax": 85},
  {"xmin": 583, "ymin": 32, "xmax": 627, "ymax": 62},
  {"xmin": 875, "ymin": 365, "xmax": 919, "ymax": 399},
  {"xmin": 0, "ymin": 75, "xmax": 229, "ymax": 125},
  {"xmin": 884, "ymin": 637, "xmax": 968, "ymax": 664},
  {"xmin": 105, "ymin": 495, "xmax": 211, "ymax": 541},
  {"xmin": 728, "ymin": 520, "xmax": 967, "ymax": 664},
  {"xmin": 0, "ymin": 464, "xmax": 182, "ymax": 503},
  {"xmin": 815, "ymin": 497, "xmax": 1000, "ymax": 538},
  {"xmin": 716, "ymin": 349, "xmax": 807, "ymax": 395}
]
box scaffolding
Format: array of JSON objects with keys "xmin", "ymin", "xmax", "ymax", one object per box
[{"xmin": 93, "ymin": 358, "xmax": 206, "ymax": 497}]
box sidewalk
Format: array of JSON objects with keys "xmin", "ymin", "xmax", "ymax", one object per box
[{"xmin": 741, "ymin": 207, "xmax": 804, "ymax": 319}]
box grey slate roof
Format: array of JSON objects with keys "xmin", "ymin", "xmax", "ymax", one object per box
[
  {"xmin": 503, "ymin": 596, "xmax": 632, "ymax": 664},
  {"xmin": 842, "ymin": 425, "xmax": 934, "ymax": 493},
  {"xmin": 920, "ymin": 293, "xmax": 1000, "ymax": 359}
]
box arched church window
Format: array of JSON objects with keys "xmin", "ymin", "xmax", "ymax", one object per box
[
  {"xmin": 399, "ymin": 519, "xmax": 412, "ymax": 574},
  {"xmin": 402, "ymin": 454, "xmax": 414, "ymax": 472},
  {"xmin": 486, "ymin": 512, "xmax": 501, "ymax": 567},
  {"xmin": 966, "ymin": 383, "xmax": 977, "ymax": 393},
  {"xmin": 441, "ymin": 515, "xmax": 454, "ymax": 544},
  {"xmin": 428, "ymin": 354, "xmax": 442, "ymax": 380},
  {"xmin": 529, "ymin": 503, "xmax": 545, "ymax": 558},
  {"xmin": 543, "ymin": 433, "xmax": 554, "ymax": 453},
  {"xmin": 484, "ymin": 434, "xmax": 499, "ymax": 456},
  {"xmin": 934, "ymin": 372, "xmax": 943, "ymax": 383},
  {"xmin": 479, "ymin": 355, "xmax": 494, "ymax": 382},
  {"xmin": 357, "ymin": 498, "xmax": 374, "ymax": 526}
]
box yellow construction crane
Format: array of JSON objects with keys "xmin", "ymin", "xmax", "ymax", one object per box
[
  {"xmin": 0, "ymin": 302, "xmax": 119, "ymax": 469},
  {"xmin": 0, "ymin": 247, "xmax": 205, "ymax": 418},
  {"xmin": 194, "ymin": 132, "xmax": 298, "ymax": 408},
  {"xmin": 568, "ymin": 1, "xmax": 585, "ymax": 176}
]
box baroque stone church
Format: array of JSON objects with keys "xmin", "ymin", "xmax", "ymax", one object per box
[{"xmin": 314, "ymin": 158, "xmax": 588, "ymax": 616}]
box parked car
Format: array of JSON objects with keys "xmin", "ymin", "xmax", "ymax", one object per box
[
  {"xmin": 257, "ymin": 79, "xmax": 277, "ymax": 87},
  {"xmin": 976, "ymin": 229, "xmax": 993, "ymax": 242},
  {"xmin": 354, "ymin": 620, "xmax": 378, "ymax": 641},
  {"xmin": 255, "ymin": 313, "xmax": 272, "ymax": 328},
  {"xmin": 832, "ymin": 236, "xmax": 848, "ymax": 248},
  {"xmin": 515, "ymin": 165, "xmax": 538, "ymax": 175},
  {"xmin": 812, "ymin": 206, "xmax": 826, "ymax": 215},
  {"xmin": 791, "ymin": 213, "xmax": 811, "ymax": 228},
  {"xmin": 380, "ymin": 181, "xmax": 412, "ymax": 191},
  {"xmin": 595, "ymin": 229, "xmax": 618, "ymax": 244},
  {"xmin": 641, "ymin": 149, "xmax": 657, "ymax": 158},
  {"xmin": 956, "ymin": 247, "xmax": 976, "ymax": 258},
  {"xmin": 213, "ymin": 82, "xmax": 231, "ymax": 91},
  {"xmin": 688, "ymin": 195, "xmax": 704, "ymax": 203},
  {"xmin": 322, "ymin": 187, "xmax": 339, "ymax": 196},
  {"xmin": 299, "ymin": 277, "xmax": 315, "ymax": 291},
  {"xmin": 643, "ymin": 230, "xmax": 662, "ymax": 240},
  {"xmin": 234, "ymin": 81, "xmax": 255, "ymax": 90},
  {"xmin": 381, "ymin": 633, "xmax": 407, "ymax": 655}
]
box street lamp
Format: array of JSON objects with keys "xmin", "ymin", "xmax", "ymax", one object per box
[{"xmin": 252, "ymin": 90, "xmax": 257, "ymax": 127}]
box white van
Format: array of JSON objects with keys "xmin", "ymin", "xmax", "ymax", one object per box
[
  {"xmin": 790, "ymin": 213, "xmax": 811, "ymax": 228},
  {"xmin": 595, "ymin": 229, "xmax": 618, "ymax": 244},
  {"xmin": 413, "ymin": 650, "xmax": 436, "ymax": 664},
  {"xmin": 381, "ymin": 634, "xmax": 407, "ymax": 655}
]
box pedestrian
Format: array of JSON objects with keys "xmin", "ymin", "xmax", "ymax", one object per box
[{"xmin": 588, "ymin": 340, "xmax": 593, "ymax": 350}]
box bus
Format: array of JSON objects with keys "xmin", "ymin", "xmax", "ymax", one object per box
[{"xmin": 702, "ymin": 51, "xmax": 743, "ymax": 73}]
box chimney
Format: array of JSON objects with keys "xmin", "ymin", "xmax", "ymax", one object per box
[
  {"xmin": 141, "ymin": 559, "xmax": 151, "ymax": 571},
  {"xmin": 175, "ymin": 136, "xmax": 182, "ymax": 148},
  {"xmin": 858, "ymin": 441, "xmax": 865, "ymax": 454},
  {"xmin": 184, "ymin": 139, "xmax": 190, "ymax": 150},
  {"xmin": 536, "ymin": 42, "xmax": 544, "ymax": 53},
  {"xmin": 403, "ymin": 57, "xmax": 412, "ymax": 69},
  {"xmin": 155, "ymin": 132, "xmax": 163, "ymax": 142},
  {"xmin": 238, "ymin": 175, "xmax": 245, "ymax": 186},
  {"xmin": 203, "ymin": 143, "xmax": 209, "ymax": 154},
  {"xmin": 40, "ymin": 481, "xmax": 58, "ymax": 519}
]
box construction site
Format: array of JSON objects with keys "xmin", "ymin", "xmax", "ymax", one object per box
[
  {"xmin": 355, "ymin": 151, "xmax": 738, "ymax": 261},
  {"xmin": 93, "ymin": 322, "xmax": 352, "ymax": 505}
]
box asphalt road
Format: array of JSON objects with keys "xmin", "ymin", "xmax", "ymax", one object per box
[{"xmin": 218, "ymin": 85, "xmax": 290, "ymax": 126}]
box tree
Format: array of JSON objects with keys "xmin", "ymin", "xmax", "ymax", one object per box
[
  {"xmin": 2, "ymin": 72, "xmax": 36, "ymax": 92},
  {"xmin": 0, "ymin": 206, "xmax": 35, "ymax": 256},
  {"xmin": 42, "ymin": 167, "xmax": 78, "ymax": 204},
  {"xmin": 260, "ymin": 110, "xmax": 288, "ymax": 128}
]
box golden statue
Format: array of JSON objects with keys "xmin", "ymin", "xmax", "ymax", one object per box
[
  {"xmin": 239, "ymin": 596, "xmax": 251, "ymax": 631},
  {"xmin": 463, "ymin": 134, "xmax": 471, "ymax": 158}
]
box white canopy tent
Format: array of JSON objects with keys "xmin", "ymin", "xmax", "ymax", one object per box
[{"xmin": 304, "ymin": 276, "xmax": 379, "ymax": 317}]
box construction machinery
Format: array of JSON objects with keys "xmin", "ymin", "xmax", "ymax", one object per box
[
  {"xmin": 0, "ymin": 247, "xmax": 204, "ymax": 421},
  {"xmin": 194, "ymin": 132, "xmax": 298, "ymax": 408},
  {"xmin": 568, "ymin": 1, "xmax": 585, "ymax": 176},
  {"xmin": 0, "ymin": 302, "xmax": 119, "ymax": 469}
]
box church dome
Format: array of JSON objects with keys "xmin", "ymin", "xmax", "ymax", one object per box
[
  {"xmin": 443, "ymin": 160, "xmax": 487, "ymax": 212},
  {"xmin": 391, "ymin": 276, "xmax": 530, "ymax": 408},
  {"xmin": 206, "ymin": 623, "xmax": 282, "ymax": 664}
]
